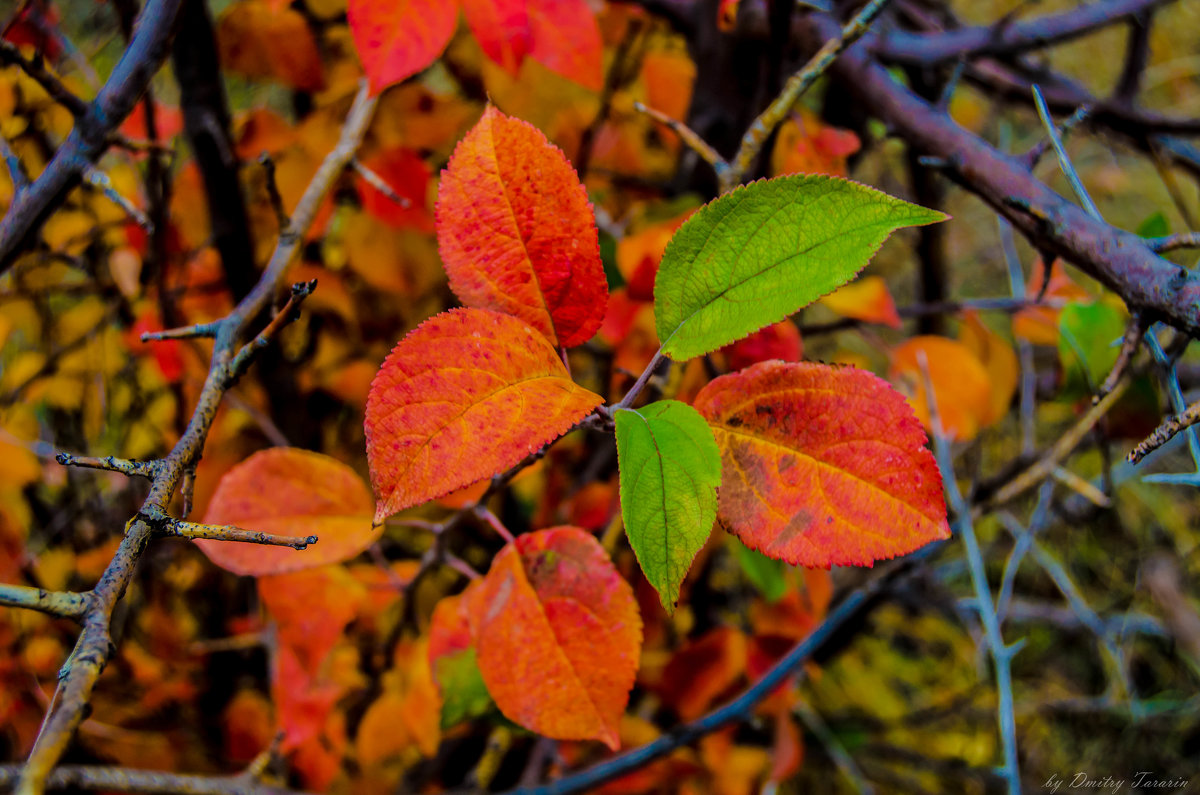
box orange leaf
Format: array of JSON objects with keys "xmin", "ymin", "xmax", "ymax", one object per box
[
  {"xmin": 528, "ymin": 0, "xmax": 603, "ymax": 91},
  {"xmin": 198, "ymin": 448, "xmax": 378, "ymax": 576},
  {"xmin": 436, "ymin": 107, "xmax": 607, "ymax": 347},
  {"xmin": 463, "ymin": 0, "xmax": 531, "ymax": 75},
  {"xmin": 889, "ymin": 335, "xmax": 993, "ymax": 441},
  {"xmin": 959, "ymin": 311, "xmax": 1018, "ymax": 428},
  {"xmin": 217, "ymin": 0, "xmax": 325, "ymax": 91},
  {"xmin": 365, "ymin": 308, "xmax": 604, "ymax": 522},
  {"xmin": 259, "ymin": 567, "xmax": 367, "ymax": 671},
  {"xmin": 348, "ymin": 0, "xmax": 458, "ymax": 94},
  {"xmin": 818, "ymin": 275, "xmax": 901, "ymax": 328},
  {"xmin": 475, "ymin": 527, "xmax": 641, "ymax": 749},
  {"xmin": 693, "ymin": 361, "xmax": 950, "ymax": 568}
]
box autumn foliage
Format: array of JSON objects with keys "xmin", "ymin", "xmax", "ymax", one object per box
[{"xmin": 3, "ymin": 0, "xmax": 1200, "ymax": 792}]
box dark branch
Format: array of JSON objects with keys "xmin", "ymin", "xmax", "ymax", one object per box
[
  {"xmin": 0, "ymin": 0, "xmax": 185, "ymax": 270},
  {"xmin": 873, "ymin": 0, "xmax": 1174, "ymax": 66}
]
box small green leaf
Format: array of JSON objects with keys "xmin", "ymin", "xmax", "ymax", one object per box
[
  {"xmin": 732, "ymin": 539, "xmax": 788, "ymax": 603},
  {"xmin": 615, "ymin": 400, "xmax": 721, "ymax": 612},
  {"xmin": 1058, "ymin": 300, "xmax": 1126, "ymax": 396},
  {"xmin": 654, "ymin": 174, "xmax": 946, "ymax": 360},
  {"xmin": 434, "ymin": 648, "xmax": 495, "ymax": 729},
  {"xmin": 1136, "ymin": 211, "xmax": 1169, "ymax": 238}
]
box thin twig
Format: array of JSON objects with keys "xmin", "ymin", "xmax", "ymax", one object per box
[
  {"xmin": 1, "ymin": 134, "xmax": 28, "ymax": 192},
  {"xmin": 721, "ymin": 0, "xmax": 892, "ymax": 192},
  {"xmin": 1031, "ymin": 85, "xmax": 1101, "ymax": 221},
  {"xmin": 0, "ymin": 585, "xmax": 90, "ymax": 622},
  {"xmin": 0, "ymin": 764, "xmax": 313, "ymax": 794},
  {"xmin": 982, "ymin": 374, "xmax": 1131, "ymax": 510},
  {"xmin": 258, "ymin": 153, "xmax": 290, "ymax": 231},
  {"xmin": 54, "ymin": 453, "xmax": 159, "ymax": 479},
  {"xmin": 141, "ymin": 322, "xmax": 220, "ymax": 342},
  {"xmin": 0, "ymin": 40, "xmax": 90, "ymax": 118},
  {"xmin": 924, "ymin": 362, "xmax": 1023, "ymax": 795},
  {"xmin": 1146, "ymin": 231, "xmax": 1200, "ymax": 252},
  {"xmin": 1095, "ymin": 313, "xmax": 1146, "ymax": 403},
  {"xmin": 1129, "ymin": 397, "xmax": 1200, "ymax": 464},
  {"xmin": 83, "ymin": 166, "xmax": 154, "ymax": 231},
  {"xmin": 632, "ymin": 101, "xmax": 725, "ymax": 173},
  {"xmin": 351, "ymin": 159, "xmax": 412, "ymax": 208}
]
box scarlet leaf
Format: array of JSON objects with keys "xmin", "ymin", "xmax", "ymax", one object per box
[
  {"xmin": 475, "ymin": 527, "xmax": 642, "ymax": 749},
  {"xmin": 436, "ymin": 107, "xmax": 607, "ymax": 347},
  {"xmin": 355, "ymin": 147, "xmax": 433, "ymax": 231},
  {"xmin": 198, "ymin": 448, "xmax": 379, "ymax": 576},
  {"xmin": 462, "ymin": 0, "xmax": 531, "ymax": 75},
  {"xmin": 347, "ymin": 0, "xmax": 458, "ymax": 95},
  {"xmin": 365, "ymin": 308, "xmax": 603, "ymax": 522},
  {"xmin": 693, "ymin": 361, "xmax": 950, "ymax": 568},
  {"xmin": 527, "ymin": 0, "xmax": 603, "ymax": 91}
]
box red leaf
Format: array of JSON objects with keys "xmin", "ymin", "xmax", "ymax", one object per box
[
  {"xmin": 462, "ymin": 0, "xmax": 531, "ymax": 75},
  {"xmin": 527, "ymin": 0, "xmax": 603, "ymax": 91},
  {"xmin": 717, "ymin": 321, "xmax": 803, "ymax": 372},
  {"xmin": 348, "ymin": 0, "xmax": 459, "ymax": 95},
  {"xmin": 436, "ymin": 107, "xmax": 607, "ymax": 347},
  {"xmin": 476, "ymin": 527, "xmax": 641, "ymax": 749},
  {"xmin": 355, "ymin": 147, "xmax": 433, "ymax": 231},
  {"xmin": 365, "ymin": 308, "xmax": 603, "ymax": 522},
  {"xmin": 693, "ymin": 361, "xmax": 950, "ymax": 568},
  {"xmin": 199, "ymin": 448, "xmax": 379, "ymax": 576}
]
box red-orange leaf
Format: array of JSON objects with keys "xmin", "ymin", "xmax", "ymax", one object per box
[
  {"xmin": 217, "ymin": 0, "xmax": 325, "ymax": 92},
  {"xmin": 528, "ymin": 0, "xmax": 603, "ymax": 91},
  {"xmin": 476, "ymin": 527, "xmax": 641, "ymax": 749},
  {"xmin": 463, "ymin": 0, "xmax": 531, "ymax": 75},
  {"xmin": 365, "ymin": 308, "xmax": 603, "ymax": 522},
  {"xmin": 436, "ymin": 107, "xmax": 607, "ymax": 347},
  {"xmin": 693, "ymin": 361, "xmax": 950, "ymax": 568},
  {"xmin": 347, "ymin": 0, "xmax": 458, "ymax": 95},
  {"xmin": 198, "ymin": 448, "xmax": 379, "ymax": 576}
]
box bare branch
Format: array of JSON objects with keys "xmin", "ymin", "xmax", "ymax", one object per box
[{"xmin": 0, "ymin": 585, "xmax": 90, "ymax": 622}]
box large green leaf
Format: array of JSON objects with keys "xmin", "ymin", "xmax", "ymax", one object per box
[
  {"xmin": 654, "ymin": 175, "xmax": 946, "ymax": 360},
  {"xmin": 615, "ymin": 400, "xmax": 721, "ymax": 612}
]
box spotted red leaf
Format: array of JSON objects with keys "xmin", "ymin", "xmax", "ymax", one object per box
[
  {"xmin": 365, "ymin": 308, "xmax": 603, "ymax": 522},
  {"xmin": 436, "ymin": 106, "xmax": 607, "ymax": 347},
  {"xmin": 693, "ymin": 361, "xmax": 950, "ymax": 568}
]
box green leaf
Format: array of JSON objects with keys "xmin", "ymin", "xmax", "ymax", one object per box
[
  {"xmin": 615, "ymin": 400, "xmax": 721, "ymax": 612},
  {"xmin": 1136, "ymin": 211, "xmax": 1169, "ymax": 238},
  {"xmin": 433, "ymin": 648, "xmax": 495, "ymax": 729},
  {"xmin": 732, "ymin": 539, "xmax": 788, "ymax": 603},
  {"xmin": 654, "ymin": 174, "xmax": 946, "ymax": 360},
  {"xmin": 1058, "ymin": 300, "xmax": 1126, "ymax": 395}
]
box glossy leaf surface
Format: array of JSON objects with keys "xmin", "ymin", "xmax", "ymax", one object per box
[
  {"xmin": 476, "ymin": 526, "xmax": 641, "ymax": 749},
  {"xmin": 198, "ymin": 448, "xmax": 378, "ymax": 576},
  {"xmin": 365, "ymin": 308, "xmax": 603, "ymax": 522},
  {"xmin": 436, "ymin": 106, "xmax": 607, "ymax": 347},
  {"xmin": 615, "ymin": 400, "xmax": 720, "ymax": 611},
  {"xmin": 655, "ymin": 175, "xmax": 945, "ymax": 360},
  {"xmin": 693, "ymin": 361, "xmax": 950, "ymax": 568}
]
